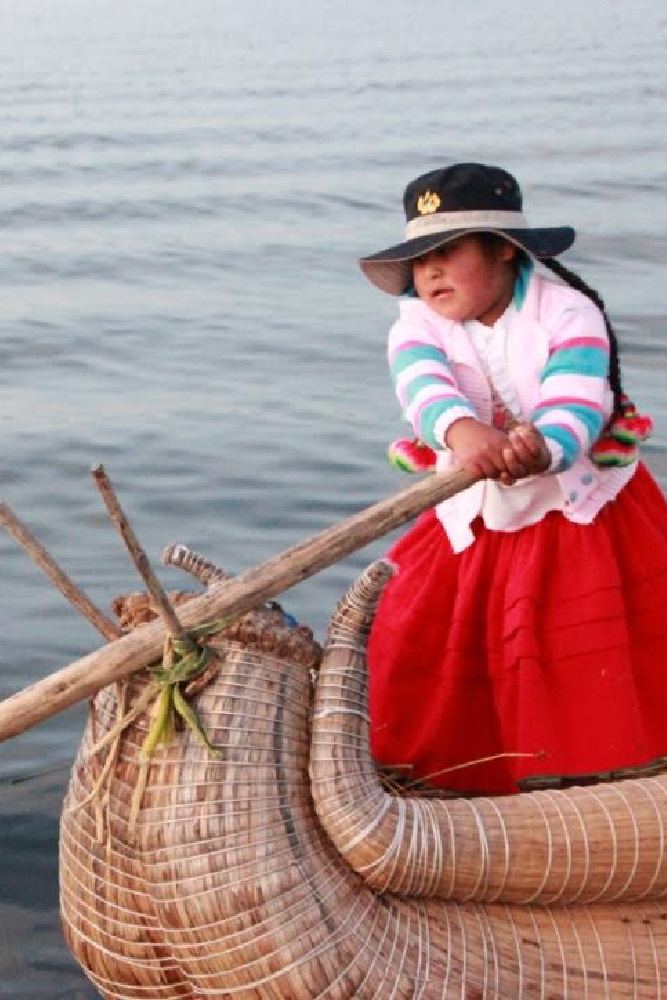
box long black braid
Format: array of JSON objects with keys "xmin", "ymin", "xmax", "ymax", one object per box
[{"xmin": 541, "ymin": 257, "xmax": 624, "ymax": 420}]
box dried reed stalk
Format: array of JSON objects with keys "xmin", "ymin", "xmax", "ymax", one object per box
[
  {"xmin": 0, "ymin": 501, "xmax": 120, "ymax": 640},
  {"xmin": 91, "ymin": 465, "xmax": 185, "ymax": 639}
]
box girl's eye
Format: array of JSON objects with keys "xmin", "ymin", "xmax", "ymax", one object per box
[{"xmin": 418, "ymin": 253, "xmax": 444, "ymax": 266}]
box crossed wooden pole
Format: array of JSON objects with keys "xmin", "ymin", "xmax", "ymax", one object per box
[{"xmin": 0, "ymin": 464, "xmax": 474, "ymax": 745}]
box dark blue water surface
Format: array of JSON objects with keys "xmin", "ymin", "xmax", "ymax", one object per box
[{"xmin": 1, "ymin": 0, "xmax": 666, "ymax": 995}]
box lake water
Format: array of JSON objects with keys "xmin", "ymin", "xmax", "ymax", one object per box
[{"xmin": 1, "ymin": 0, "xmax": 666, "ymax": 995}]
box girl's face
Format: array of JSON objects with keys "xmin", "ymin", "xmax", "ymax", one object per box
[{"xmin": 412, "ymin": 235, "xmax": 517, "ymax": 326}]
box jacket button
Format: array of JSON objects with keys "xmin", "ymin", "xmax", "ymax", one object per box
[
  {"xmin": 569, "ymin": 490, "xmax": 578, "ymax": 502},
  {"xmin": 581, "ymin": 473, "xmax": 594, "ymax": 485}
]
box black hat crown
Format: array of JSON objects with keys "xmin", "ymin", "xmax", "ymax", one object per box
[{"xmin": 404, "ymin": 163, "xmax": 522, "ymax": 222}]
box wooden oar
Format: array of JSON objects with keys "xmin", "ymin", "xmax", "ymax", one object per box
[{"xmin": 0, "ymin": 465, "xmax": 476, "ymax": 744}]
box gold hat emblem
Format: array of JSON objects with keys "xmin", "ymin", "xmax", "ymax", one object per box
[{"xmin": 417, "ymin": 191, "xmax": 441, "ymax": 215}]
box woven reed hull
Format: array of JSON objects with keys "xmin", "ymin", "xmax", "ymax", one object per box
[
  {"xmin": 312, "ymin": 563, "xmax": 667, "ymax": 908},
  {"xmin": 60, "ymin": 569, "xmax": 667, "ymax": 999}
]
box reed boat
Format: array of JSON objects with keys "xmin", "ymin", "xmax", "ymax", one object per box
[{"xmin": 60, "ymin": 545, "xmax": 667, "ymax": 999}]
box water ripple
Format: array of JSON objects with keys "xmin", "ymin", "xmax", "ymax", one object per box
[{"xmin": 0, "ymin": 0, "xmax": 666, "ymax": 991}]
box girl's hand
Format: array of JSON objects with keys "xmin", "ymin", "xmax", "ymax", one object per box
[
  {"xmin": 500, "ymin": 423, "xmax": 551, "ymax": 484},
  {"xmin": 445, "ymin": 417, "xmax": 515, "ymax": 480}
]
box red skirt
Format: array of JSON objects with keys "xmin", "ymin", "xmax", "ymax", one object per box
[{"xmin": 368, "ymin": 463, "xmax": 667, "ymax": 795}]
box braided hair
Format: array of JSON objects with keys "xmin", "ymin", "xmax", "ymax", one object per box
[{"xmin": 541, "ymin": 257, "xmax": 624, "ymax": 420}]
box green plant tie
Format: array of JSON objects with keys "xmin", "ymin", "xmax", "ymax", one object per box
[{"xmin": 140, "ymin": 619, "xmax": 231, "ymax": 759}]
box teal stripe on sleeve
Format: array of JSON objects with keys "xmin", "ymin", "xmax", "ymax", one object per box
[
  {"xmin": 538, "ymin": 425, "xmax": 579, "ymax": 469},
  {"xmin": 404, "ymin": 374, "xmax": 458, "ymax": 406},
  {"xmin": 541, "ymin": 346, "xmax": 608, "ymax": 380},
  {"xmin": 533, "ymin": 402, "xmax": 604, "ymax": 441},
  {"xmin": 419, "ymin": 399, "xmax": 473, "ymax": 449},
  {"xmin": 390, "ymin": 344, "xmax": 451, "ymax": 379}
]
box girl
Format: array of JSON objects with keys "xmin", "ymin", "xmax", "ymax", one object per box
[{"xmin": 359, "ymin": 162, "xmax": 667, "ymax": 796}]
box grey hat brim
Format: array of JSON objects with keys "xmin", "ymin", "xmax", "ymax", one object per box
[{"xmin": 359, "ymin": 226, "xmax": 576, "ymax": 295}]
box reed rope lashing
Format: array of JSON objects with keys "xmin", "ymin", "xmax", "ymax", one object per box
[
  {"xmin": 69, "ymin": 617, "xmax": 232, "ymax": 839},
  {"xmin": 95, "ymin": 617, "xmax": 231, "ymax": 762}
]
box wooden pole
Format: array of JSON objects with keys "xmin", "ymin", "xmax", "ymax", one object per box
[
  {"xmin": 91, "ymin": 465, "xmax": 185, "ymax": 639},
  {"xmin": 0, "ymin": 465, "xmax": 475, "ymax": 744},
  {"xmin": 0, "ymin": 502, "xmax": 121, "ymax": 642}
]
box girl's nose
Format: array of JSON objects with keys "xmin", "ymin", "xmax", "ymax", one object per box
[{"xmin": 423, "ymin": 253, "xmax": 444, "ymax": 276}]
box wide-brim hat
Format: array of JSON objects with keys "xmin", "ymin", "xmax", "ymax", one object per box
[{"xmin": 359, "ymin": 162, "xmax": 575, "ymax": 295}]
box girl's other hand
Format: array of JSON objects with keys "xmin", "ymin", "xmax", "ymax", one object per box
[
  {"xmin": 445, "ymin": 417, "xmax": 517, "ymax": 481},
  {"xmin": 501, "ymin": 423, "xmax": 551, "ymax": 484}
]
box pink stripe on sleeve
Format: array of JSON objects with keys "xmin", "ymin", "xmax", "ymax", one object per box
[
  {"xmin": 549, "ymin": 336, "xmax": 609, "ymax": 352},
  {"xmin": 537, "ymin": 396, "xmax": 604, "ymax": 413}
]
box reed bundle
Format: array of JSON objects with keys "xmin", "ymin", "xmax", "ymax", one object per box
[{"xmin": 60, "ymin": 556, "xmax": 667, "ymax": 999}]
